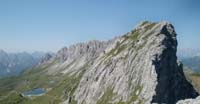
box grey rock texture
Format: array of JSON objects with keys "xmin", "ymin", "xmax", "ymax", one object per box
[
  {"xmin": 44, "ymin": 40, "xmax": 113, "ymax": 75},
  {"xmin": 177, "ymin": 96, "xmax": 200, "ymax": 104},
  {"xmin": 56, "ymin": 40, "xmax": 111, "ymax": 62},
  {"xmin": 43, "ymin": 21, "xmax": 198, "ymax": 104}
]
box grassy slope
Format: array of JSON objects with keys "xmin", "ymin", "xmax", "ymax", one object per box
[
  {"xmin": 184, "ymin": 65, "xmax": 200, "ymax": 94},
  {"xmin": 0, "ymin": 60, "xmax": 88, "ymax": 104},
  {"xmin": 186, "ymin": 72, "xmax": 200, "ymax": 93}
]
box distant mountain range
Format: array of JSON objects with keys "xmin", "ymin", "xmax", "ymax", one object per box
[
  {"xmin": 180, "ymin": 56, "xmax": 200, "ymax": 73},
  {"xmin": 178, "ymin": 48, "xmax": 200, "ymax": 58},
  {"xmin": 0, "ymin": 50, "xmax": 54, "ymax": 78}
]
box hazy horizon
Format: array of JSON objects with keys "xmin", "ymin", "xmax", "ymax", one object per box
[{"xmin": 0, "ymin": 0, "xmax": 199, "ymax": 53}]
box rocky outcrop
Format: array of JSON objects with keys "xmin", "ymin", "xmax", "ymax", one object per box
[
  {"xmin": 49, "ymin": 21, "xmax": 197, "ymax": 104},
  {"xmin": 177, "ymin": 96, "xmax": 200, "ymax": 104}
]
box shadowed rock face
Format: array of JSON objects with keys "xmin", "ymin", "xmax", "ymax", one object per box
[{"xmin": 150, "ymin": 23, "xmax": 198, "ymax": 104}]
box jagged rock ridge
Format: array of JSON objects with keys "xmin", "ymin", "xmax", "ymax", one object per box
[
  {"xmin": 56, "ymin": 40, "xmax": 111, "ymax": 62},
  {"xmin": 45, "ymin": 21, "xmax": 197, "ymax": 104}
]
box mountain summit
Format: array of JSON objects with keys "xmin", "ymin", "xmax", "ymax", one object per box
[
  {"xmin": 60, "ymin": 21, "xmax": 198, "ymax": 104},
  {"xmin": 48, "ymin": 21, "xmax": 198, "ymax": 104},
  {"xmin": 0, "ymin": 21, "xmax": 198, "ymax": 104}
]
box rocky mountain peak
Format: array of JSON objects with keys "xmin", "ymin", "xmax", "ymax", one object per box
[{"xmin": 59, "ymin": 21, "xmax": 198, "ymax": 104}]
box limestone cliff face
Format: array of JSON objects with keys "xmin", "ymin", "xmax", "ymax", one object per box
[{"xmin": 46, "ymin": 21, "xmax": 198, "ymax": 104}]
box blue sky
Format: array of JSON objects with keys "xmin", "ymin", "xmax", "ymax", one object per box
[{"xmin": 0, "ymin": 0, "xmax": 199, "ymax": 53}]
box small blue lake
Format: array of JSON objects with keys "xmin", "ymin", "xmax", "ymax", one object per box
[{"xmin": 22, "ymin": 88, "xmax": 45, "ymax": 97}]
